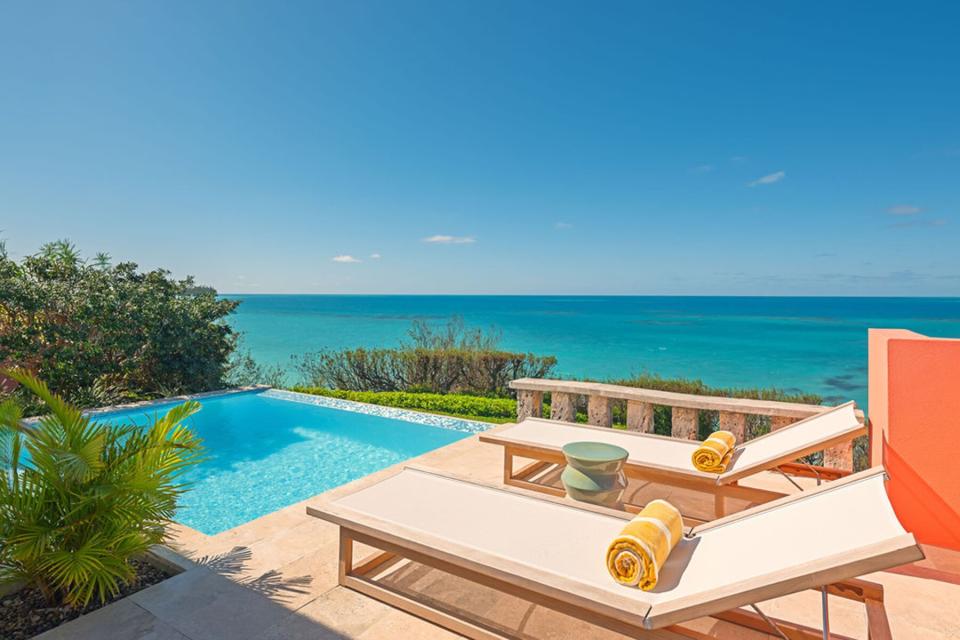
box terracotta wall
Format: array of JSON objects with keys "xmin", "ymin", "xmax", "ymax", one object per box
[{"xmin": 869, "ymin": 329, "xmax": 960, "ymax": 550}]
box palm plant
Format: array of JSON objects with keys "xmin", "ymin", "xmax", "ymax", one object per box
[{"xmin": 0, "ymin": 369, "xmax": 204, "ymax": 606}]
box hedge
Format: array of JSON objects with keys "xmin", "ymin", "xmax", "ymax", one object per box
[{"xmin": 292, "ymin": 387, "xmax": 517, "ymax": 423}]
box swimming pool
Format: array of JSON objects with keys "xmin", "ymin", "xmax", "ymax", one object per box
[{"xmin": 94, "ymin": 389, "xmax": 488, "ymax": 535}]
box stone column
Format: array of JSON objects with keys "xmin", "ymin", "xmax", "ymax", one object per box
[
  {"xmin": 718, "ymin": 411, "xmax": 747, "ymax": 441},
  {"xmin": 626, "ymin": 400, "xmax": 654, "ymax": 432},
  {"xmin": 587, "ymin": 395, "xmax": 613, "ymax": 427},
  {"xmin": 671, "ymin": 407, "xmax": 698, "ymax": 440},
  {"xmin": 770, "ymin": 415, "xmax": 794, "ymax": 431},
  {"xmin": 823, "ymin": 441, "xmax": 854, "ymax": 472},
  {"xmin": 550, "ymin": 392, "xmax": 577, "ymax": 423},
  {"xmin": 516, "ymin": 390, "xmax": 543, "ymax": 421}
]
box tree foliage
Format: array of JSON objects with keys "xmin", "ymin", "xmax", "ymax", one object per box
[
  {"xmin": 224, "ymin": 347, "xmax": 287, "ymax": 388},
  {"xmin": 0, "ymin": 369, "xmax": 204, "ymax": 606},
  {"xmin": 0, "ymin": 240, "xmax": 239, "ymax": 411},
  {"xmin": 294, "ymin": 318, "xmax": 557, "ymax": 397}
]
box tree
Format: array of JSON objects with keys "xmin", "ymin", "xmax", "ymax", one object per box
[
  {"xmin": 0, "ymin": 240, "xmax": 240, "ymax": 411},
  {"xmin": 295, "ymin": 317, "xmax": 557, "ymax": 396}
]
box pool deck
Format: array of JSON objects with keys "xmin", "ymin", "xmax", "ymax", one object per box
[{"xmin": 38, "ymin": 425, "xmax": 960, "ymax": 640}]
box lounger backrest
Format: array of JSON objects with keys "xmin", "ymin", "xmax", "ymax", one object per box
[
  {"xmin": 645, "ymin": 467, "xmax": 920, "ymax": 627},
  {"xmin": 718, "ymin": 401, "xmax": 864, "ymax": 483}
]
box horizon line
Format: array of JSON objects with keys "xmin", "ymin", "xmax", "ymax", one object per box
[{"xmin": 218, "ymin": 292, "xmax": 960, "ymax": 299}]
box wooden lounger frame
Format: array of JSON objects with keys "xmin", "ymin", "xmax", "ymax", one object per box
[
  {"xmin": 496, "ymin": 441, "xmax": 788, "ymax": 520},
  {"xmin": 481, "ymin": 411, "xmax": 864, "ymax": 519},
  {"xmin": 337, "ymin": 530, "xmax": 891, "ymax": 640},
  {"xmin": 310, "ymin": 467, "xmax": 906, "ymax": 640}
]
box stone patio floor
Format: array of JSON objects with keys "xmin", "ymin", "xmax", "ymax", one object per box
[{"xmin": 38, "ymin": 424, "xmax": 960, "ymax": 640}]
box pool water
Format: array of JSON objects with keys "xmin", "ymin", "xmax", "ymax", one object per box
[{"xmin": 96, "ymin": 390, "xmax": 483, "ymax": 535}]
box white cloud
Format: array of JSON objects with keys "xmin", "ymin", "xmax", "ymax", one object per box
[
  {"xmin": 887, "ymin": 204, "xmax": 922, "ymax": 215},
  {"xmin": 555, "ymin": 222, "xmax": 573, "ymax": 230},
  {"xmin": 369, "ymin": 253, "xmax": 381, "ymax": 259},
  {"xmin": 691, "ymin": 164, "xmax": 714, "ymax": 173},
  {"xmin": 422, "ymin": 235, "xmax": 475, "ymax": 244},
  {"xmin": 730, "ymin": 155, "xmax": 747, "ymax": 162},
  {"xmin": 747, "ymin": 171, "xmax": 785, "ymax": 187},
  {"xmin": 331, "ymin": 255, "xmax": 361, "ymax": 263}
]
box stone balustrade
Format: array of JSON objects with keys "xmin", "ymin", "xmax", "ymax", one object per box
[{"xmin": 509, "ymin": 378, "xmax": 865, "ymax": 471}]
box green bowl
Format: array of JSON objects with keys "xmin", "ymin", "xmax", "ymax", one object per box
[
  {"xmin": 560, "ymin": 464, "xmax": 626, "ymax": 506},
  {"xmin": 562, "ymin": 441, "xmax": 630, "ymax": 474}
]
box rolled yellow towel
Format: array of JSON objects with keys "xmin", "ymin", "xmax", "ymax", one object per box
[
  {"xmin": 606, "ymin": 499, "xmax": 683, "ymax": 591},
  {"xmin": 691, "ymin": 430, "xmax": 736, "ymax": 473}
]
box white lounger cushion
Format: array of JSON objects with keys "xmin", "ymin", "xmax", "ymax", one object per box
[
  {"xmin": 486, "ymin": 401, "xmax": 863, "ymax": 485},
  {"xmin": 719, "ymin": 401, "xmax": 861, "ymax": 481},
  {"xmin": 497, "ymin": 418, "xmax": 704, "ymax": 473},
  {"xmin": 319, "ymin": 466, "xmax": 920, "ymax": 629}
]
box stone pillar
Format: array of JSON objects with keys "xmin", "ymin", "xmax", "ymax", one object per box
[
  {"xmin": 516, "ymin": 390, "xmax": 543, "ymax": 421},
  {"xmin": 671, "ymin": 407, "xmax": 698, "ymax": 440},
  {"xmin": 718, "ymin": 411, "xmax": 747, "ymax": 441},
  {"xmin": 770, "ymin": 415, "xmax": 794, "ymax": 431},
  {"xmin": 823, "ymin": 441, "xmax": 854, "ymax": 472},
  {"xmin": 550, "ymin": 392, "xmax": 577, "ymax": 423},
  {"xmin": 626, "ymin": 400, "xmax": 654, "ymax": 432},
  {"xmin": 587, "ymin": 395, "xmax": 613, "ymax": 427}
]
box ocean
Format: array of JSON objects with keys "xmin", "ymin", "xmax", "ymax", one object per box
[{"xmin": 224, "ymin": 295, "xmax": 960, "ymax": 409}]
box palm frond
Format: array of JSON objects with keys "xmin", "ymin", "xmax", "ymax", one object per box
[
  {"xmin": 0, "ymin": 373, "xmax": 205, "ymax": 606},
  {"xmin": 2, "ymin": 369, "xmax": 84, "ymax": 433}
]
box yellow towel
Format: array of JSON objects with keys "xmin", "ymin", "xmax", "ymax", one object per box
[
  {"xmin": 691, "ymin": 430, "xmax": 736, "ymax": 473},
  {"xmin": 606, "ymin": 499, "xmax": 683, "ymax": 591}
]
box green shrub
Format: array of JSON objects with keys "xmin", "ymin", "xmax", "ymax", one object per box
[
  {"xmin": 294, "ymin": 318, "xmax": 556, "ymax": 396},
  {"xmin": 0, "ymin": 369, "xmax": 204, "ymax": 606},
  {"xmin": 0, "ymin": 240, "xmax": 239, "ymax": 412},
  {"xmin": 607, "ymin": 373, "xmax": 821, "ymax": 404},
  {"xmin": 293, "ymin": 387, "xmax": 517, "ymax": 422}
]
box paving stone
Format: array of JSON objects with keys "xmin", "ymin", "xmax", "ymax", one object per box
[
  {"xmin": 35, "ymin": 598, "xmax": 188, "ymax": 640},
  {"xmin": 131, "ymin": 568, "xmax": 296, "ymax": 640},
  {"xmin": 257, "ymin": 587, "xmax": 392, "ymax": 640},
  {"xmin": 357, "ymin": 608, "xmax": 463, "ymax": 640}
]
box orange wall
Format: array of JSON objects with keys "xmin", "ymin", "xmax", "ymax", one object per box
[{"xmin": 869, "ymin": 329, "xmax": 960, "ymax": 550}]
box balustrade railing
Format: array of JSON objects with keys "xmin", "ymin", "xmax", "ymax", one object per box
[{"xmin": 510, "ymin": 378, "xmax": 864, "ymax": 471}]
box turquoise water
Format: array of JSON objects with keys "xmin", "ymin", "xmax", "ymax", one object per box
[
  {"xmin": 226, "ymin": 295, "xmax": 960, "ymax": 408},
  {"xmin": 98, "ymin": 390, "xmax": 476, "ymax": 535}
]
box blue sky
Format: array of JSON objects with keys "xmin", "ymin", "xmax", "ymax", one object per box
[{"xmin": 1, "ymin": 1, "xmax": 958, "ymax": 295}]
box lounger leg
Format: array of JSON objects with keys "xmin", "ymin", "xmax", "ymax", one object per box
[
  {"xmin": 338, "ymin": 529, "xmax": 354, "ymax": 585},
  {"xmin": 503, "ymin": 451, "xmax": 514, "ymax": 484},
  {"xmin": 865, "ymin": 597, "xmax": 893, "ymax": 640},
  {"xmin": 714, "ymin": 493, "xmax": 726, "ymax": 518},
  {"xmin": 820, "ymin": 587, "xmax": 830, "ymax": 640},
  {"xmin": 828, "ymin": 579, "xmax": 891, "ymax": 640}
]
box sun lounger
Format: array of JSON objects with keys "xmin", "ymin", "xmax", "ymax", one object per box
[
  {"xmin": 308, "ymin": 465, "xmax": 920, "ymax": 640},
  {"xmin": 480, "ymin": 401, "xmax": 865, "ymax": 518}
]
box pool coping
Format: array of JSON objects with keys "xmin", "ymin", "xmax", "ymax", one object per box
[
  {"xmin": 20, "ymin": 385, "xmax": 270, "ymax": 425},
  {"xmin": 82, "ymin": 385, "xmax": 271, "ymax": 417},
  {"xmin": 262, "ymin": 388, "xmax": 492, "ymax": 434},
  {"xmin": 75, "ymin": 385, "xmax": 493, "ymax": 435}
]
